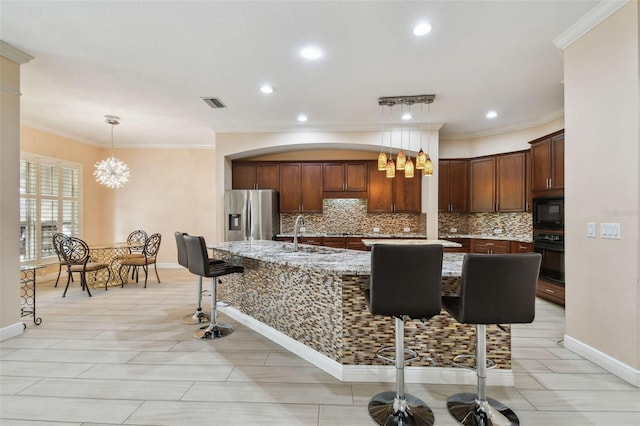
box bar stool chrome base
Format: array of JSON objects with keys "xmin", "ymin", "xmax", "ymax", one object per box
[
  {"xmin": 181, "ymin": 308, "xmax": 210, "ymax": 325},
  {"xmin": 368, "ymin": 391, "xmax": 435, "ymax": 426},
  {"xmin": 447, "ymin": 392, "xmax": 519, "ymax": 426},
  {"xmin": 193, "ymin": 323, "xmax": 233, "ymax": 339}
]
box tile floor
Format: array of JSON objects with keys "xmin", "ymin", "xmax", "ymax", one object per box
[{"xmin": 1, "ymin": 268, "xmax": 639, "ymax": 425}]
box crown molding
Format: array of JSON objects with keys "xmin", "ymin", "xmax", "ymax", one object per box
[
  {"xmin": 553, "ymin": 0, "xmax": 630, "ymax": 50},
  {"xmin": 0, "ymin": 40, "xmax": 34, "ymax": 64}
]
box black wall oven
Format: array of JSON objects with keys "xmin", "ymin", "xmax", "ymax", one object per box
[{"xmin": 533, "ymin": 232, "xmax": 564, "ymax": 285}]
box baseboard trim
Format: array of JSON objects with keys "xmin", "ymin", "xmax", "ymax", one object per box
[
  {"xmin": 0, "ymin": 322, "xmax": 25, "ymax": 341},
  {"xmin": 564, "ymin": 334, "xmax": 640, "ymax": 387},
  {"xmin": 219, "ymin": 305, "xmax": 514, "ymax": 386}
]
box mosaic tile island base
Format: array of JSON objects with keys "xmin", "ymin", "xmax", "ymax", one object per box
[{"xmin": 209, "ymin": 240, "xmax": 513, "ymax": 384}]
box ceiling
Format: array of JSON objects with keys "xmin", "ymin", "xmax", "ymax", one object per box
[{"xmin": 1, "ymin": 0, "xmax": 600, "ymax": 149}]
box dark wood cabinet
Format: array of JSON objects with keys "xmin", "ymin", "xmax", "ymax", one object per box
[
  {"xmin": 367, "ymin": 162, "xmax": 421, "ymax": 213},
  {"xmin": 537, "ymin": 279, "xmax": 565, "ymax": 306},
  {"xmin": 470, "ymin": 157, "xmax": 496, "ymax": 212},
  {"xmin": 444, "ymin": 237, "xmax": 470, "ymax": 253},
  {"xmin": 232, "ymin": 162, "xmax": 279, "ymax": 190},
  {"xmin": 323, "ymin": 162, "xmax": 367, "ymax": 197},
  {"xmin": 279, "ymin": 163, "xmax": 323, "ymax": 213},
  {"xmin": 510, "ymin": 241, "xmax": 533, "ymax": 253},
  {"xmin": 530, "ymin": 131, "xmax": 564, "ymax": 195},
  {"xmin": 439, "ymin": 160, "xmax": 469, "ymax": 212},
  {"xmin": 470, "ymin": 239, "xmax": 511, "ymax": 254},
  {"xmin": 469, "ymin": 152, "xmax": 526, "ymax": 213}
]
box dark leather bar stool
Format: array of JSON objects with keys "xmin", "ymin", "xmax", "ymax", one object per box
[
  {"xmin": 176, "ymin": 232, "xmax": 209, "ymax": 324},
  {"xmin": 442, "ymin": 253, "xmax": 541, "ymax": 426},
  {"xmin": 366, "ymin": 244, "xmax": 444, "ymax": 426},
  {"xmin": 183, "ymin": 235, "xmax": 244, "ymax": 339}
]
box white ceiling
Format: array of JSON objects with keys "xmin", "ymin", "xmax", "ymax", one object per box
[{"xmin": 2, "ymin": 0, "xmax": 601, "ymax": 149}]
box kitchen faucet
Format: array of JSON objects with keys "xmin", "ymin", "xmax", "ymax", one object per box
[{"xmin": 293, "ymin": 215, "xmax": 305, "ymax": 252}]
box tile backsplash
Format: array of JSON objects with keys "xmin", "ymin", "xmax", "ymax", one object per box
[
  {"xmin": 439, "ymin": 212, "xmax": 532, "ymax": 237},
  {"xmin": 281, "ymin": 199, "xmax": 426, "ymax": 235}
]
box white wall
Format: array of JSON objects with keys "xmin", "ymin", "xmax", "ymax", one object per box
[{"xmin": 564, "ymin": 1, "xmax": 639, "ymax": 379}]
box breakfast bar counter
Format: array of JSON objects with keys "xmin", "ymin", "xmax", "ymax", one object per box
[{"xmin": 208, "ymin": 240, "xmax": 513, "ymax": 384}]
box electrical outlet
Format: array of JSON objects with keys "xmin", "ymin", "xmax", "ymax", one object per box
[
  {"xmin": 373, "ymin": 227, "xmax": 380, "ymax": 233},
  {"xmin": 586, "ymin": 223, "xmax": 596, "ymax": 238},
  {"xmin": 450, "ymin": 227, "xmax": 457, "ymax": 233},
  {"xmin": 493, "ymin": 228, "xmax": 503, "ymax": 234},
  {"xmin": 403, "ymin": 227, "xmax": 410, "ymax": 232}
]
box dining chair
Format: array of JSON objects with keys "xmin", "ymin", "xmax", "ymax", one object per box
[
  {"xmin": 119, "ymin": 233, "xmax": 161, "ymax": 288},
  {"xmin": 60, "ymin": 236, "xmax": 111, "ymax": 297},
  {"xmin": 52, "ymin": 232, "xmax": 72, "ymax": 288},
  {"xmin": 124, "ymin": 229, "xmax": 147, "ymax": 280}
]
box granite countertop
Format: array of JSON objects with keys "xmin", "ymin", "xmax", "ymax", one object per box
[
  {"xmin": 209, "ymin": 240, "xmax": 464, "ymax": 277},
  {"xmin": 361, "ymin": 239, "xmax": 462, "ymax": 248},
  {"xmin": 439, "ymin": 234, "xmax": 533, "ymax": 243},
  {"xmin": 276, "ymin": 232, "xmax": 428, "ymax": 239}
]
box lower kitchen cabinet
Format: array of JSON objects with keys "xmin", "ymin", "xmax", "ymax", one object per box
[
  {"xmin": 444, "ymin": 238, "xmax": 470, "ymax": 253},
  {"xmin": 536, "ymin": 279, "xmax": 565, "ymax": 306},
  {"xmin": 510, "ymin": 241, "xmax": 533, "ymax": 253},
  {"xmin": 470, "ymin": 239, "xmax": 511, "ymax": 254}
]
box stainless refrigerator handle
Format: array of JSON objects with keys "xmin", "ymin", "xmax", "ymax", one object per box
[{"xmin": 246, "ymin": 195, "xmax": 251, "ymax": 240}]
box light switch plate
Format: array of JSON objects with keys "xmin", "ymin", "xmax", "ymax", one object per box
[
  {"xmin": 586, "ymin": 223, "xmax": 596, "ymax": 238},
  {"xmin": 373, "ymin": 227, "xmax": 380, "ymax": 233},
  {"xmin": 493, "ymin": 228, "xmax": 503, "ymax": 234},
  {"xmin": 299, "ymin": 226, "xmax": 306, "ymax": 232},
  {"xmin": 450, "ymin": 227, "xmax": 457, "ymax": 233},
  {"xmin": 403, "ymin": 227, "xmax": 410, "ymax": 232},
  {"xmin": 600, "ymin": 223, "xmax": 621, "ymax": 239}
]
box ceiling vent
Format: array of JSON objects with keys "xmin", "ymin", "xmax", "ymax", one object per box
[{"xmin": 202, "ymin": 97, "xmax": 226, "ymax": 109}]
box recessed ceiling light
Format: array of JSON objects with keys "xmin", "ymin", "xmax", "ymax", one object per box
[
  {"xmin": 260, "ymin": 85, "xmax": 274, "ymax": 94},
  {"xmin": 297, "ymin": 114, "xmax": 308, "ymax": 122},
  {"xmin": 413, "ymin": 22, "xmax": 432, "ymax": 36},
  {"xmin": 300, "ymin": 46, "xmax": 322, "ymax": 60},
  {"xmin": 402, "ymin": 113, "xmax": 412, "ymax": 120},
  {"xmin": 486, "ymin": 110, "xmax": 498, "ymax": 119}
]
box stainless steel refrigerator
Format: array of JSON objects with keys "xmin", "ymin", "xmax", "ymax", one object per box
[{"xmin": 224, "ymin": 190, "xmax": 280, "ymax": 241}]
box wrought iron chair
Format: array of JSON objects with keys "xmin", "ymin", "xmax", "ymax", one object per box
[
  {"xmin": 123, "ymin": 229, "xmax": 147, "ymax": 280},
  {"xmin": 60, "ymin": 236, "xmax": 110, "ymax": 297},
  {"xmin": 119, "ymin": 233, "xmax": 161, "ymax": 288},
  {"xmin": 52, "ymin": 232, "xmax": 72, "ymax": 287}
]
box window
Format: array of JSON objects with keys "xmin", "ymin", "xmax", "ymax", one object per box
[{"xmin": 20, "ymin": 153, "xmax": 82, "ymax": 263}]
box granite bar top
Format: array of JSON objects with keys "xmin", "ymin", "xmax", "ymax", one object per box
[
  {"xmin": 209, "ymin": 240, "xmax": 464, "ymax": 277},
  {"xmin": 361, "ymin": 239, "xmax": 462, "ymax": 248},
  {"xmin": 277, "ymin": 232, "xmax": 428, "ymax": 239},
  {"xmin": 439, "ymin": 234, "xmax": 533, "ymax": 243}
]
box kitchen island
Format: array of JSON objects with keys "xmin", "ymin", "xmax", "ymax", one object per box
[{"xmin": 209, "ymin": 240, "xmax": 514, "ymax": 385}]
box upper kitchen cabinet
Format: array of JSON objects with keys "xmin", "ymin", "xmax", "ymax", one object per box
[
  {"xmin": 366, "ymin": 162, "xmax": 421, "ymax": 213},
  {"xmin": 469, "ymin": 152, "xmax": 527, "ymax": 212},
  {"xmin": 279, "ymin": 163, "xmax": 323, "ymax": 213},
  {"xmin": 439, "ymin": 160, "xmax": 469, "ymax": 212},
  {"xmin": 530, "ymin": 130, "xmax": 564, "ymax": 195},
  {"xmin": 323, "ymin": 162, "xmax": 367, "ymax": 198},
  {"xmin": 232, "ymin": 162, "xmax": 279, "ymax": 190}
]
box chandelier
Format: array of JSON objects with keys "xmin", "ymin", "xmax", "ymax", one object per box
[
  {"xmin": 94, "ymin": 115, "xmax": 130, "ymax": 189},
  {"xmin": 377, "ymin": 94, "xmax": 435, "ymax": 178}
]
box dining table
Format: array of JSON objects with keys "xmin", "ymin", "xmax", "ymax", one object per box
[{"xmin": 88, "ymin": 242, "xmax": 144, "ymax": 288}]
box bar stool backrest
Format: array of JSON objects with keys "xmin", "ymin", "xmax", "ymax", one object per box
[
  {"xmin": 183, "ymin": 235, "xmax": 210, "ymax": 277},
  {"xmin": 369, "ymin": 244, "xmax": 443, "ymax": 318},
  {"xmin": 174, "ymin": 232, "xmax": 189, "ymax": 268},
  {"xmin": 458, "ymin": 253, "xmax": 541, "ymax": 325}
]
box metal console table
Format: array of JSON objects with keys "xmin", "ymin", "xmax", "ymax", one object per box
[{"xmin": 20, "ymin": 265, "xmax": 46, "ymax": 327}]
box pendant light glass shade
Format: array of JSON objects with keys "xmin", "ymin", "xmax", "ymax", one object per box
[
  {"xmin": 423, "ymin": 154, "xmax": 433, "ymax": 176},
  {"xmin": 385, "ymin": 158, "xmax": 396, "ymax": 178},
  {"xmin": 377, "ymin": 152, "xmax": 387, "ymax": 170},
  {"xmin": 94, "ymin": 115, "xmax": 130, "ymax": 189},
  {"xmin": 396, "ymin": 150, "xmax": 406, "ymax": 170},
  {"xmin": 405, "ymin": 156, "xmax": 415, "ymax": 178},
  {"xmin": 416, "ymin": 148, "xmax": 426, "ymax": 169}
]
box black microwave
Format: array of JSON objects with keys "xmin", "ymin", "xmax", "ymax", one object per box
[{"xmin": 533, "ymin": 197, "xmax": 564, "ymax": 230}]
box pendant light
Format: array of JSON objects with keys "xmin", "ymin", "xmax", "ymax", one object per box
[
  {"xmin": 423, "ymin": 102, "xmax": 434, "ymax": 176},
  {"xmin": 385, "ymin": 106, "xmax": 395, "ymax": 178},
  {"xmin": 396, "ymin": 104, "xmax": 406, "ymax": 171},
  {"xmin": 404, "ymin": 104, "xmax": 415, "ymax": 178},
  {"xmin": 93, "ymin": 115, "xmax": 130, "ymax": 189},
  {"xmin": 416, "ymin": 103, "xmax": 427, "ymax": 169},
  {"xmin": 377, "ymin": 105, "xmax": 387, "ymax": 170}
]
